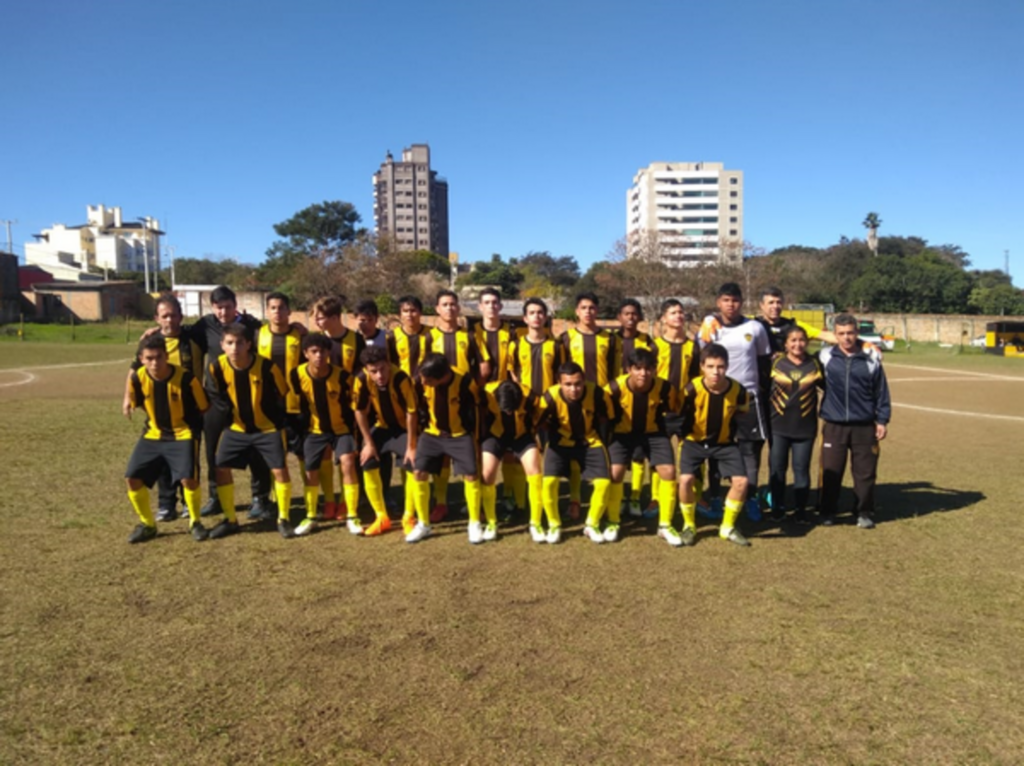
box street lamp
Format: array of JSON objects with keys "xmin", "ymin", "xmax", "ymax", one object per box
[{"xmin": 137, "ymin": 217, "xmax": 150, "ymax": 293}]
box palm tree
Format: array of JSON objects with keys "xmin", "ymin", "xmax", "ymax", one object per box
[{"xmin": 863, "ymin": 212, "xmax": 882, "ymax": 256}]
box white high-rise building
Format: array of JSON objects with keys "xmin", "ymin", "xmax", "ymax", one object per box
[
  {"xmin": 372, "ymin": 144, "xmax": 449, "ymax": 257},
  {"xmin": 626, "ymin": 162, "xmax": 743, "ymax": 267}
]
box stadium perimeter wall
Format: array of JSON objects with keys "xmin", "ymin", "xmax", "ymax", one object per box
[{"xmin": 861, "ymin": 313, "xmax": 1024, "ymax": 345}]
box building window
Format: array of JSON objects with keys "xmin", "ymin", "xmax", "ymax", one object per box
[
  {"xmin": 730, "ymin": 217, "xmax": 737, "ymax": 223},
  {"xmin": 730, "ymin": 191, "xmax": 737, "ymax": 197},
  {"xmin": 730, "ymin": 204, "xmax": 737, "ymax": 210},
  {"xmin": 729, "ymin": 178, "xmax": 738, "ymax": 184},
  {"xmin": 729, "ymin": 229, "xmax": 738, "ymax": 236}
]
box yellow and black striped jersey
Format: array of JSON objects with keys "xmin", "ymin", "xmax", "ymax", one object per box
[
  {"xmin": 388, "ymin": 326, "xmax": 429, "ymax": 377},
  {"xmin": 653, "ymin": 337, "xmax": 700, "ymax": 397},
  {"xmin": 769, "ymin": 355, "xmax": 822, "ymax": 440},
  {"xmin": 605, "ymin": 374, "xmax": 677, "ymax": 435},
  {"xmin": 472, "ymin": 320, "xmax": 521, "ymax": 383},
  {"xmin": 290, "ymin": 363, "xmax": 351, "ymax": 436},
  {"xmin": 426, "ymin": 326, "xmax": 490, "ymax": 378},
  {"xmin": 612, "ymin": 330, "xmax": 655, "ymax": 378},
  {"xmin": 560, "ymin": 327, "xmax": 617, "ymax": 386},
  {"xmin": 483, "ymin": 380, "xmax": 537, "ymax": 440},
  {"xmin": 129, "ymin": 365, "xmax": 208, "ymax": 441},
  {"xmin": 353, "ymin": 369, "xmax": 417, "ymax": 432},
  {"xmin": 538, "ymin": 382, "xmax": 612, "ymax": 448},
  {"xmin": 508, "ymin": 335, "xmax": 563, "ymax": 396},
  {"xmin": 209, "ymin": 356, "xmax": 288, "ymax": 434},
  {"xmin": 129, "ymin": 334, "xmax": 203, "ymax": 379},
  {"xmin": 257, "ymin": 325, "xmax": 304, "ymax": 414},
  {"xmin": 680, "ymin": 378, "xmax": 749, "ymax": 445},
  {"xmin": 328, "ymin": 328, "xmax": 364, "ymax": 375},
  {"xmin": 417, "ymin": 371, "xmax": 478, "ymax": 438}
]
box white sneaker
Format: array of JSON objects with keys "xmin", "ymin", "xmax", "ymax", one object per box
[
  {"xmin": 294, "ymin": 518, "xmax": 316, "ymax": 537},
  {"xmin": 546, "ymin": 526, "xmax": 561, "ymax": 544},
  {"xmin": 468, "ymin": 521, "xmax": 484, "ymax": 544},
  {"xmin": 405, "ymin": 522, "xmax": 432, "ymax": 544},
  {"xmin": 482, "ymin": 522, "xmax": 498, "ymax": 542},
  {"xmin": 628, "ymin": 501, "xmax": 643, "ymax": 518},
  {"xmin": 583, "ymin": 525, "xmax": 605, "ymax": 544},
  {"xmin": 602, "ymin": 523, "xmax": 620, "ymax": 543},
  {"xmin": 529, "ymin": 524, "xmax": 546, "ymax": 543},
  {"xmin": 347, "ymin": 517, "xmax": 364, "ymax": 535},
  {"xmin": 658, "ymin": 525, "xmax": 684, "ymax": 548}
]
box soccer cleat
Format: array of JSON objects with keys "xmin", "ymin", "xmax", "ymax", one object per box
[
  {"xmin": 208, "ymin": 520, "xmax": 241, "ymax": 540},
  {"xmin": 200, "ymin": 497, "xmax": 221, "ymax": 517},
  {"xmin": 529, "ymin": 524, "xmax": 546, "ymax": 543},
  {"xmin": 657, "ymin": 525, "xmax": 683, "ymax": 548},
  {"xmin": 405, "ymin": 522, "xmax": 432, "ymax": 543},
  {"xmin": 467, "ymin": 521, "xmax": 484, "ymax": 544},
  {"xmin": 793, "ymin": 510, "xmax": 812, "ymax": 525},
  {"xmin": 602, "ymin": 523, "xmax": 620, "ymax": 543},
  {"xmin": 128, "ymin": 524, "xmax": 157, "ymax": 544},
  {"xmin": 294, "ymin": 518, "xmax": 316, "ymax": 537},
  {"xmin": 720, "ymin": 527, "xmax": 751, "ymax": 547},
  {"xmin": 430, "ymin": 503, "xmax": 449, "ymax": 524},
  {"xmin": 546, "ymin": 526, "xmax": 562, "ymax": 545},
  {"xmin": 189, "ymin": 521, "xmax": 209, "ymax": 542},
  {"xmin": 697, "ymin": 497, "xmax": 723, "ymax": 520},
  {"xmin": 769, "ymin": 508, "xmax": 786, "ymax": 523},
  {"xmin": 744, "ymin": 498, "xmax": 762, "ymax": 522},
  {"xmin": 278, "ymin": 519, "xmax": 295, "ymax": 539},
  {"xmin": 364, "ymin": 516, "xmax": 392, "ymax": 537},
  {"xmin": 641, "ymin": 501, "xmax": 659, "ymax": 520},
  {"xmin": 156, "ymin": 507, "xmax": 177, "ymax": 523},
  {"xmin": 583, "ymin": 525, "xmax": 605, "ymax": 544},
  {"xmin": 482, "ymin": 522, "xmax": 498, "ymax": 542},
  {"xmin": 248, "ymin": 496, "xmax": 270, "ymax": 520},
  {"xmin": 856, "ymin": 515, "xmax": 876, "ymax": 530},
  {"xmin": 679, "ymin": 526, "xmax": 696, "ymax": 547},
  {"xmin": 629, "ymin": 501, "xmax": 644, "ymax": 518},
  {"xmin": 819, "ymin": 514, "xmax": 836, "ymax": 527},
  {"xmin": 322, "ymin": 501, "xmax": 338, "ymax": 521},
  {"xmin": 401, "ymin": 513, "xmax": 416, "ymax": 535},
  {"xmin": 567, "ymin": 501, "xmax": 581, "ymax": 521},
  {"xmin": 347, "ymin": 517, "xmax": 364, "ymax": 535}
]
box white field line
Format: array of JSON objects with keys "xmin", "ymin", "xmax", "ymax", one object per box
[
  {"xmin": 888, "ymin": 377, "xmax": 1011, "ymax": 383},
  {"xmin": 885, "ymin": 363, "xmax": 1024, "ymax": 382},
  {"xmin": 0, "ymin": 358, "xmax": 128, "ymax": 388},
  {"xmin": 893, "ymin": 402, "xmax": 1024, "ymax": 423}
]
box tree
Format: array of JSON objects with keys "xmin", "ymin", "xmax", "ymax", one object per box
[
  {"xmin": 968, "ymin": 283, "xmax": 1024, "ymax": 315},
  {"xmin": 257, "ymin": 200, "xmax": 364, "ymax": 289},
  {"xmin": 518, "ymin": 251, "xmax": 580, "ymax": 288},
  {"xmin": 457, "ymin": 253, "xmax": 525, "ymax": 298},
  {"xmin": 862, "ymin": 212, "xmax": 882, "ymax": 256}
]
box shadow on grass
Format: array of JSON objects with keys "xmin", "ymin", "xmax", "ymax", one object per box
[{"xmin": 874, "ymin": 481, "xmax": 986, "ymax": 522}]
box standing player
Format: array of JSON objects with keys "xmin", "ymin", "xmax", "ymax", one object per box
[
  {"xmin": 413, "ymin": 353, "xmax": 485, "ymax": 543},
  {"xmin": 388, "ymin": 295, "xmax": 430, "ymax": 378},
  {"xmin": 122, "ymin": 335, "xmax": 209, "ymax": 543},
  {"xmin": 537, "ymin": 362, "xmax": 614, "ymax": 544},
  {"xmin": 207, "ymin": 324, "xmax": 293, "ymax": 539},
  {"xmin": 354, "ymin": 299, "xmax": 389, "ymax": 348},
  {"xmin": 757, "ymin": 287, "xmax": 837, "ymax": 353},
  {"xmin": 508, "ymin": 298, "xmax": 562, "ymax": 396},
  {"xmin": 677, "ymin": 344, "xmax": 752, "ymax": 547}
]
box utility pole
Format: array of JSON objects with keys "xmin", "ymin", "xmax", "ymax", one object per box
[
  {"xmin": 1, "ymin": 219, "xmax": 16, "ymax": 255},
  {"xmin": 1005, "ymin": 249, "xmax": 1010, "ymax": 279}
]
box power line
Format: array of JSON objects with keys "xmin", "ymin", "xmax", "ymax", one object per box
[{"xmin": 0, "ymin": 219, "xmax": 16, "ymax": 255}]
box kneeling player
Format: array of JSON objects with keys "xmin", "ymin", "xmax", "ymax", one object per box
[
  {"xmin": 208, "ymin": 324, "xmax": 293, "ymax": 539},
  {"xmin": 413, "ymin": 353, "xmax": 484, "ymax": 544},
  {"xmin": 605, "ymin": 348, "xmax": 678, "ymax": 544},
  {"xmin": 676, "ymin": 344, "xmax": 751, "ymax": 547},
  {"xmin": 290, "ymin": 333, "xmax": 364, "ymax": 538},
  {"xmin": 122, "ymin": 335, "xmax": 210, "ymax": 543},
  {"xmin": 480, "ymin": 380, "xmax": 543, "ymax": 542},
  {"xmin": 353, "ymin": 346, "xmax": 423, "ymax": 540},
  {"xmin": 537, "ymin": 362, "xmax": 614, "ymax": 544}
]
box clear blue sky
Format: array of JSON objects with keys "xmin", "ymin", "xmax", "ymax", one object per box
[{"xmin": 3, "ymin": 0, "xmax": 1021, "ymax": 281}]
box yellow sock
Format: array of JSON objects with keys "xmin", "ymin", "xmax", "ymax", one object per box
[
  {"xmin": 501, "ymin": 462, "xmax": 517, "ymax": 501},
  {"xmin": 343, "ymin": 482, "xmax": 360, "ymax": 521},
  {"xmin": 542, "ymin": 476, "xmax": 561, "ymax": 528},
  {"xmin": 364, "ymin": 468, "xmax": 388, "ymax": 519},
  {"xmin": 217, "ymin": 484, "xmax": 237, "ymax": 523},
  {"xmin": 722, "ymin": 497, "xmax": 742, "ymax": 531},
  {"xmin": 528, "ymin": 474, "xmax": 544, "ymax": 527},
  {"xmin": 275, "ymin": 481, "xmax": 291, "ymax": 521},
  {"xmin": 651, "ymin": 472, "xmax": 662, "ymax": 505},
  {"xmin": 319, "ymin": 466, "xmax": 335, "ymax": 507},
  {"xmin": 464, "ymin": 478, "xmax": 482, "ymax": 523},
  {"xmin": 509, "ymin": 463, "xmax": 527, "ymax": 508},
  {"xmin": 434, "ymin": 464, "xmax": 450, "ymax": 507},
  {"xmin": 569, "ymin": 462, "xmax": 582, "ymax": 503},
  {"xmin": 127, "ymin": 486, "xmax": 155, "ymax": 527},
  {"xmin": 607, "ymin": 482, "xmax": 624, "ymax": 523},
  {"xmin": 304, "ymin": 483, "xmax": 319, "ymax": 520},
  {"xmin": 681, "ymin": 502, "xmax": 696, "ymax": 531},
  {"xmin": 586, "ymin": 478, "xmax": 610, "ymax": 527},
  {"xmin": 481, "ymin": 483, "xmax": 497, "ymax": 525},
  {"xmin": 403, "ymin": 472, "xmax": 415, "ymax": 519},
  {"xmin": 630, "ymin": 461, "xmax": 644, "ymax": 502},
  {"xmin": 413, "ymin": 479, "xmax": 431, "ymax": 525},
  {"xmin": 183, "ymin": 486, "xmax": 202, "ymax": 526}
]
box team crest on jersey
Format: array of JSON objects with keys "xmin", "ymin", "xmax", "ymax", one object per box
[
  {"xmin": 790, "ymin": 371, "xmax": 803, "ymax": 381},
  {"xmin": 744, "ymin": 333, "xmax": 753, "ymax": 342}
]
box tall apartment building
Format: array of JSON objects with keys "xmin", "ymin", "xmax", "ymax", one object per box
[
  {"xmin": 626, "ymin": 162, "xmax": 743, "ymax": 267},
  {"xmin": 372, "ymin": 144, "xmax": 449, "ymax": 257}
]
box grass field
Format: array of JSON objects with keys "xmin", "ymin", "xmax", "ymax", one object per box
[{"xmin": 1, "ymin": 343, "xmax": 1023, "ymax": 765}]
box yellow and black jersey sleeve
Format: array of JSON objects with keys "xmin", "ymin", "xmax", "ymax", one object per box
[
  {"xmin": 210, "ymin": 356, "xmax": 287, "ymax": 434},
  {"xmin": 654, "ymin": 337, "xmax": 700, "ymax": 395},
  {"xmin": 328, "ymin": 329, "xmax": 363, "ymax": 375},
  {"xmin": 427, "ymin": 327, "xmax": 490, "ymax": 378},
  {"xmin": 680, "ymin": 378, "xmax": 749, "ymax": 444},
  {"xmin": 290, "ymin": 364, "xmax": 351, "ymax": 436},
  {"xmin": 483, "ymin": 380, "xmax": 536, "ymax": 439},
  {"xmin": 353, "ymin": 369, "xmax": 416, "ymax": 432},
  {"xmin": 257, "ymin": 326, "xmax": 304, "ymax": 414},
  {"xmin": 473, "ymin": 321, "xmax": 516, "ymax": 382},
  {"xmin": 606, "ymin": 375, "xmax": 674, "ymax": 435},
  {"xmin": 508, "ymin": 336, "xmax": 563, "ymax": 396},
  {"xmin": 612, "ymin": 331, "xmax": 655, "ymax": 378},
  {"xmin": 388, "ymin": 326, "xmax": 429, "ymax": 377},
  {"xmin": 131, "ymin": 365, "xmax": 209, "ymax": 441},
  {"xmin": 538, "ymin": 382, "xmax": 609, "ymax": 447},
  {"xmin": 418, "ymin": 371, "xmax": 478, "ymax": 438},
  {"xmin": 560, "ymin": 328, "xmax": 616, "ymax": 386}
]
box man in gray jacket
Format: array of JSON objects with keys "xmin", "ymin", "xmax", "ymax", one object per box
[{"xmin": 818, "ymin": 314, "xmax": 891, "ymax": 529}]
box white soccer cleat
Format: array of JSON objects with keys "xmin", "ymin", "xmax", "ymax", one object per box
[
  {"xmin": 545, "ymin": 526, "xmax": 561, "ymax": 545},
  {"xmin": 405, "ymin": 522, "xmax": 432, "ymax": 544},
  {"xmin": 529, "ymin": 524, "xmax": 546, "ymax": 543},
  {"xmin": 468, "ymin": 521, "xmax": 484, "ymax": 544},
  {"xmin": 482, "ymin": 522, "xmax": 498, "ymax": 542},
  {"xmin": 602, "ymin": 523, "xmax": 620, "ymax": 543},
  {"xmin": 583, "ymin": 525, "xmax": 605, "ymax": 545},
  {"xmin": 658, "ymin": 525, "xmax": 684, "ymax": 548},
  {"xmin": 347, "ymin": 517, "xmax": 364, "ymax": 535},
  {"xmin": 294, "ymin": 518, "xmax": 316, "ymax": 537}
]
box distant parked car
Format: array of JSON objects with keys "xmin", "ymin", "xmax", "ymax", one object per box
[
  {"xmin": 857, "ymin": 320, "xmax": 895, "ymax": 351},
  {"xmin": 970, "ymin": 334, "xmax": 987, "ymax": 348}
]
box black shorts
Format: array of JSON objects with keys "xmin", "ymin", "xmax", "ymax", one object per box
[
  {"xmin": 126, "ymin": 439, "xmax": 198, "ymax": 487},
  {"xmin": 481, "ymin": 434, "xmax": 539, "ymax": 461},
  {"xmin": 363, "ymin": 427, "xmax": 410, "ymax": 471},
  {"xmin": 734, "ymin": 396, "xmax": 768, "ymax": 443},
  {"xmin": 679, "ymin": 441, "xmax": 745, "ymax": 478},
  {"xmin": 284, "ymin": 413, "xmax": 307, "ymax": 456},
  {"xmin": 303, "ymin": 432, "xmax": 357, "ymax": 470},
  {"xmin": 414, "ymin": 433, "xmax": 477, "ymax": 477},
  {"xmin": 609, "ymin": 433, "xmax": 674, "ymax": 468},
  {"xmin": 216, "ymin": 430, "xmax": 288, "ymax": 471},
  {"xmin": 544, "ymin": 442, "xmax": 610, "ymax": 481}
]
